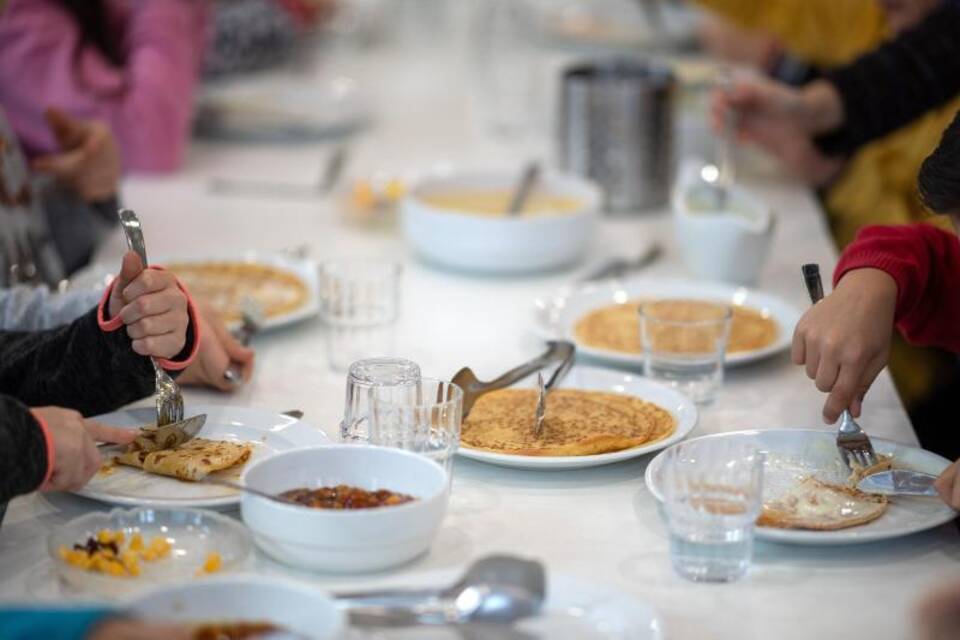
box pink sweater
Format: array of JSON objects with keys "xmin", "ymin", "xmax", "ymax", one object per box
[{"xmin": 0, "ymin": 0, "xmax": 208, "ymax": 173}]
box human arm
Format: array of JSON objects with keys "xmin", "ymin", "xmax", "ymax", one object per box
[
  {"xmin": 0, "ymin": 286, "xmax": 101, "ymax": 331},
  {"xmin": 31, "ymin": 108, "xmax": 120, "ymax": 203},
  {"xmin": 0, "ymin": 399, "xmax": 135, "ymax": 502},
  {"xmin": 815, "ymin": 1, "xmax": 960, "ymax": 155},
  {"xmin": 0, "ymin": 0, "xmax": 208, "ymax": 173},
  {"xmin": 712, "ymin": 2, "xmax": 960, "ymax": 157},
  {"xmin": 792, "ymin": 224, "xmax": 960, "ymax": 423},
  {"xmin": 0, "ymin": 253, "xmax": 200, "ymax": 415}
]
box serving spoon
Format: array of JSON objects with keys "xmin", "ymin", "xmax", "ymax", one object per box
[{"xmin": 339, "ymin": 554, "xmax": 546, "ymax": 627}]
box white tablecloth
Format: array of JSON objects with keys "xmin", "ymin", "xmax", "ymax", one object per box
[{"xmin": 1, "ymin": 39, "xmax": 956, "ymax": 640}]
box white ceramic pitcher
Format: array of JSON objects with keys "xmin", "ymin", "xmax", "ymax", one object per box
[{"xmin": 672, "ymin": 162, "xmax": 776, "ymax": 286}]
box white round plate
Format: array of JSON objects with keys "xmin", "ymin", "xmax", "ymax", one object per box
[
  {"xmin": 532, "ymin": 277, "xmax": 803, "ymax": 367},
  {"xmin": 161, "ymin": 251, "xmax": 321, "ymax": 332},
  {"xmin": 127, "ymin": 574, "xmax": 344, "ymax": 639},
  {"xmin": 644, "ymin": 429, "xmax": 956, "ymax": 545},
  {"xmin": 77, "ymin": 405, "xmax": 330, "ymax": 509},
  {"xmin": 457, "ymin": 365, "xmax": 698, "ymax": 470},
  {"xmin": 196, "ymin": 75, "xmax": 371, "ymax": 142}
]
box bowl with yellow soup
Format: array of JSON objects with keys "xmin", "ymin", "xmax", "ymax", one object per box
[{"xmin": 401, "ymin": 169, "xmax": 601, "ymax": 273}]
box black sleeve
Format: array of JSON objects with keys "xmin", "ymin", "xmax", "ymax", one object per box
[
  {"xmin": 0, "ymin": 307, "xmax": 158, "ymax": 417},
  {"xmin": 0, "ymin": 395, "xmax": 48, "ymax": 503},
  {"xmin": 814, "ymin": 1, "xmax": 960, "ymax": 156}
]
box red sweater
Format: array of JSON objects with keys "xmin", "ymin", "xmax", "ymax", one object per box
[{"xmin": 835, "ymin": 224, "xmax": 960, "ymax": 353}]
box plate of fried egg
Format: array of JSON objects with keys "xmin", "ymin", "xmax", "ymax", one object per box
[{"xmin": 645, "ymin": 429, "xmax": 956, "ymax": 545}]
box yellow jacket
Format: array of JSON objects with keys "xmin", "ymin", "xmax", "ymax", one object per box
[
  {"xmin": 695, "ymin": 0, "xmax": 958, "ymax": 406},
  {"xmin": 694, "ymin": 0, "xmax": 886, "ymax": 66}
]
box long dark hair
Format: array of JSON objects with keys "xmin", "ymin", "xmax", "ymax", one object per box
[{"xmin": 57, "ymin": 0, "xmax": 123, "ymax": 66}]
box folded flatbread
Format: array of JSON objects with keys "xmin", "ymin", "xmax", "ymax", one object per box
[
  {"xmin": 462, "ymin": 388, "xmax": 675, "ymax": 457},
  {"xmin": 115, "ymin": 438, "xmax": 252, "ymax": 482}
]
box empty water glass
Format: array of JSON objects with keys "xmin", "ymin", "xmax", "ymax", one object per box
[
  {"xmin": 341, "ymin": 357, "xmax": 422, "ymax": 442},
  {"xmin": 662, "ymin": 438, "xmax": 764, "ymax": 583},
  {"xmin": 640, "ymin": 300, "xmax": 731, "ymax": 403},
  {"xmin": 319, "ymin": 260, "xmax": 402, "ymax": 371},
  {"xmin": 369, "ymin": 378, "xmax": 463, "ymax": 478}
]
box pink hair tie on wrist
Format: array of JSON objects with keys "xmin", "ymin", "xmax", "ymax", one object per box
[{"xmin": 29, "ymin": 410, "xmax": 56, "ymax": 490}]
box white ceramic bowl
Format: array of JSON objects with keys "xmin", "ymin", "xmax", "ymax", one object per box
[
  {"xmin": 127, "ymin": 574, "xmax": 344, "ymax": 639},
  {"xmin": 48, "ymin": 507, "xmax": 253, "ymax": 599},
  {"xmin": 241, "ymin": 445, "xmax": 449, "ymax": 573},
  {"xmin": 401, "ymin": 169, "xmax": 601, "ymax": 274}
]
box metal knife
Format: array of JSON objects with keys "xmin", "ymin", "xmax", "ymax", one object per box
[
  {"xmin": 131, "ymin": 414, "xmax": 207, "ymax": 452},
  {"xmin": 857, "ymin": 470, "xmax": 940, "ymax": 497}
]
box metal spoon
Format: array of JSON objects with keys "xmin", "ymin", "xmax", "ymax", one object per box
[
  {"xmin": 339, "ymin": 554, "xmax": 546, "ymax": 627},
  {"xmin": 507, "ymin": 162, "xmax": 541, "ymax": 216},
  {"xmin": 199, "ymin": 477, "xmax": 295, "ymax": 504}
]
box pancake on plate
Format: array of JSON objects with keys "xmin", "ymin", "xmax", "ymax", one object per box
[
  {"xmin": 573, "ymin": 299, "xmax": 778, "ymax": 355},
  {"xmin": 166, "ymin": 261, "xmax": 308, "ymax": 323},
  {"xmin": 462, "ymin": 388, "xmax": 675, "ymax": 457},
  {"xmin": 115, "ymin": 438, "xmax": 253, "ymax": 482},
  {"xmin": 757, "ymin": 477, "xmax": 888, "ymax": 531}
]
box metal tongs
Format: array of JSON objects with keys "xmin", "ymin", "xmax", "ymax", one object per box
[{"xmin": 452, "ymin": 341, "xmax": 576, "ymax": 434}]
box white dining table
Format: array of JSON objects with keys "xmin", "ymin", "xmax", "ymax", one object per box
[{"xmin": 2, "ymin": 28, "xmax": 958, "ymax": 640}]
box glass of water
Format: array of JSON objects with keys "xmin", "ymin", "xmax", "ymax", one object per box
[
  {"xmin": 662, "ymin": 438, "xmax": 764, "ymax": 583},
  {"xmin": 341, "ymin": 357, "xmax": 422, "ymax": 443},
  {"xmin": 369, "ymin": 378, "xmax": 463, "ymax": 479},
  {"xmin": 319, "ymin": 260, "xmax": 402, "ymax": 372},
  {"xmin": 639, "ymin": 299, "xmax": 732, "ymax": 403}
]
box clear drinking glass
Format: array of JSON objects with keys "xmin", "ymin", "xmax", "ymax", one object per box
[
  {"xmin": 341, "ymin": 357, "xmax": 422, "ymax": 442},
  {"xmin": 319, "ymin": 260, "xmax": 402, "ymax": 372},
  {"xmin": 369, "ymin": 378, "xmax": 463, "ymax": 478},
  {"xmin": 662, "ymin": 438, "xmax": 764, "ymax": 583},
  {"xmin": 639, "ymin": 299, "xmax": 732, "ymax": 403}
]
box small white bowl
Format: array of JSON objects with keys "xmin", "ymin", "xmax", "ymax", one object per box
[
  {"xmin": 48, "ymin": 507, "xmax": 253, "ymax": 599},
  {"xmin": 127, "ymin": 574, "xmax": 344, "ymax": 639},
  {"xmin": 241, "ymin": 445, "xmax": 449, "ymax": 573},
  {"xmin": 401, "ymin": 169, "xmax": 601, "ymax": 274}
]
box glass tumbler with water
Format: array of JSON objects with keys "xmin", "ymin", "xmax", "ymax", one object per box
[
  {"xmin": 341, "ymin": 357, "xmax": 421, "ymax": 442},
  {"xmin": 662, "ymin": 438, "xmax": 764, "ymax": 583},
  {"xmin": 640, "ymin": 300, "xmax": 731, "ymax": 403},
  {"xmin": 319, "ymin": 260, "xmax": 402, "ymax": 372},
  {"xmin": 369, "ymin": 378, "xmax": 462, "ymax": 479}
]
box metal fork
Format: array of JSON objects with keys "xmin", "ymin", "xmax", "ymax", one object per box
[
  {"xmin": 223, "ymin": 297, "xmax": 263, "ymax": 385},
  {"xmin": 801, "ymin": 263, "xmax": 878, "ymax": 469},
  {"xmin": 117, "ymin": 209, "xmax": 184, "ymax": 426}
]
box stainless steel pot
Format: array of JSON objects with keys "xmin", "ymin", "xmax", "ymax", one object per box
[{"xmin": 558, "ymin": 58, "xmax": 675, "ymax": 213}]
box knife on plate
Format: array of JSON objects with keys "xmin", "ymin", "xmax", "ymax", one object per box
[
  {"xmin": 98, "ymin": 414, "xmax": 206, "ymax": 452},
  {"xmin": 857, "ymin": 470, "xmax": 940, "ymax": 497}
]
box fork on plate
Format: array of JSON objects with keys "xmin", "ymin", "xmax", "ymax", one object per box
[{"xmin": 801, "ymin": 263, "xmax": 879, "ymax": 470}]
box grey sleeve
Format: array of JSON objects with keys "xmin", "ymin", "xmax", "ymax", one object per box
[{"xmin": 0, "ymin": 287, "xmax": 103, "ymax": 331}]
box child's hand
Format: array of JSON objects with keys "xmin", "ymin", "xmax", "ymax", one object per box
[
  {"xmin": 934, "ymin": 459, "xmax": 960, "ymax": 510},
  {"xmin": 31, "ymin": 407, "xmax": 136, "ymax": 491},
  {"xmin": 177, "ymin": 300, "xmax": 255, "ymax": 391},
  {"xmin": 31, "ymin": 107, "xmax": 121, "ymax": 202},
  {"xmin": 792, "ymin": 268, "xmax": 898, "ymax": 423},
  {"xmin": 108, "ymin": 252, "xmax": 189, "ymax": 359}
]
